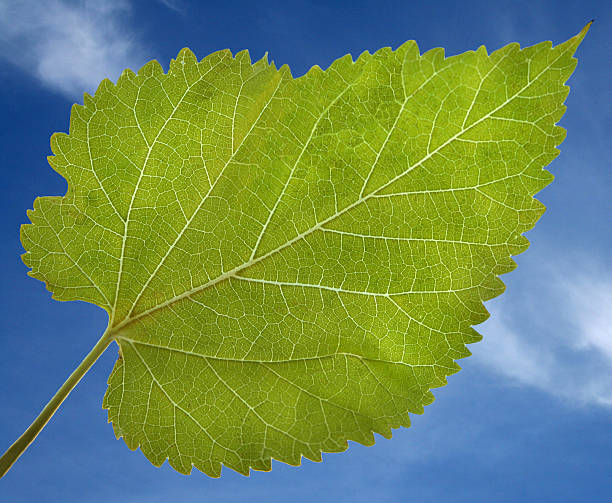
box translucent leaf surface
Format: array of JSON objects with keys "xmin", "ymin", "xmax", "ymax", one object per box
[{"xmin": 20, "ymin": 25, "xmax": 589, "ymax": 476}]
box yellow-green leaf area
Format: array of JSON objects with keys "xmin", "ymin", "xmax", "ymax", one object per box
[{"xmin": 20, "ymin": 25, "xmax": 589, "ymax": 476}]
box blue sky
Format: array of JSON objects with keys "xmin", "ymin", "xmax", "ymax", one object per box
[{"xmin": 0, "ymin": 0, "xmax": 610, "ymax": 501}]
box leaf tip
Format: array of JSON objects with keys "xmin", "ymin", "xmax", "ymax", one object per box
[
  {"xmin": 574, "ymin": 19, "xmax": 593, "ymax": 45},
  {"xmin": 557, "ymin": 20, "xmax": 593, "ymax": 55}
]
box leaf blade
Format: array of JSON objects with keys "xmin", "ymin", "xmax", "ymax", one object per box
[{"xmin": 20, "ymin": 24, "xmax": 590, "ymax": 476}]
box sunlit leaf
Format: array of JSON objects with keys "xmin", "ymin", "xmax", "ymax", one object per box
[{"xmin": 17, "ymin": 25, "xmax": 589, "ymax": 476}]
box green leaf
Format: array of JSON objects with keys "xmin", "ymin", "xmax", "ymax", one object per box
[{"xmin": 13, "ymin": 24, "xmax": 589, "ymax": 477}]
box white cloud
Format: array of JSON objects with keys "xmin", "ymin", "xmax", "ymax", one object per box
[
  {"xmin": 565, "ymin": 274, "xmax": 612, "ymax": 361},
  {"xmin": 474, "ymin": 316, "xmax": 555, "ymax": 387},
  {"xmin": 0, "ymin": 0, "xmax": 147, "ymax": 98},
  {"xmin": 473, "ymin": 254, "xmax": 612, "ymax": 407}
]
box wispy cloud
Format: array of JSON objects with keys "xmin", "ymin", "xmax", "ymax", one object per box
[
  {"xmin": 157, "ymin": 0, "xmax": 184, "ymax": 14},
  {"xmin": 473, "ymin": 253, "xmax": 612, "ymax": 407},
  {"xmin": 565, "ymin": 273, "xmax": 612, "ymax": 362},
  {"xmin": 0, "ymin": 0, "xmax": 147, "ymax": 99}
]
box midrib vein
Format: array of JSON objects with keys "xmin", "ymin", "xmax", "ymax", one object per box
[{"xmin": 110, "ymin": 45, "xmax": 568, "ymax": 336}]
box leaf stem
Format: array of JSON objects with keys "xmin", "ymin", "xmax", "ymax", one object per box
[{"xmin": 0, "ymin": 330, "xmax": 113, "ymax": 479}]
